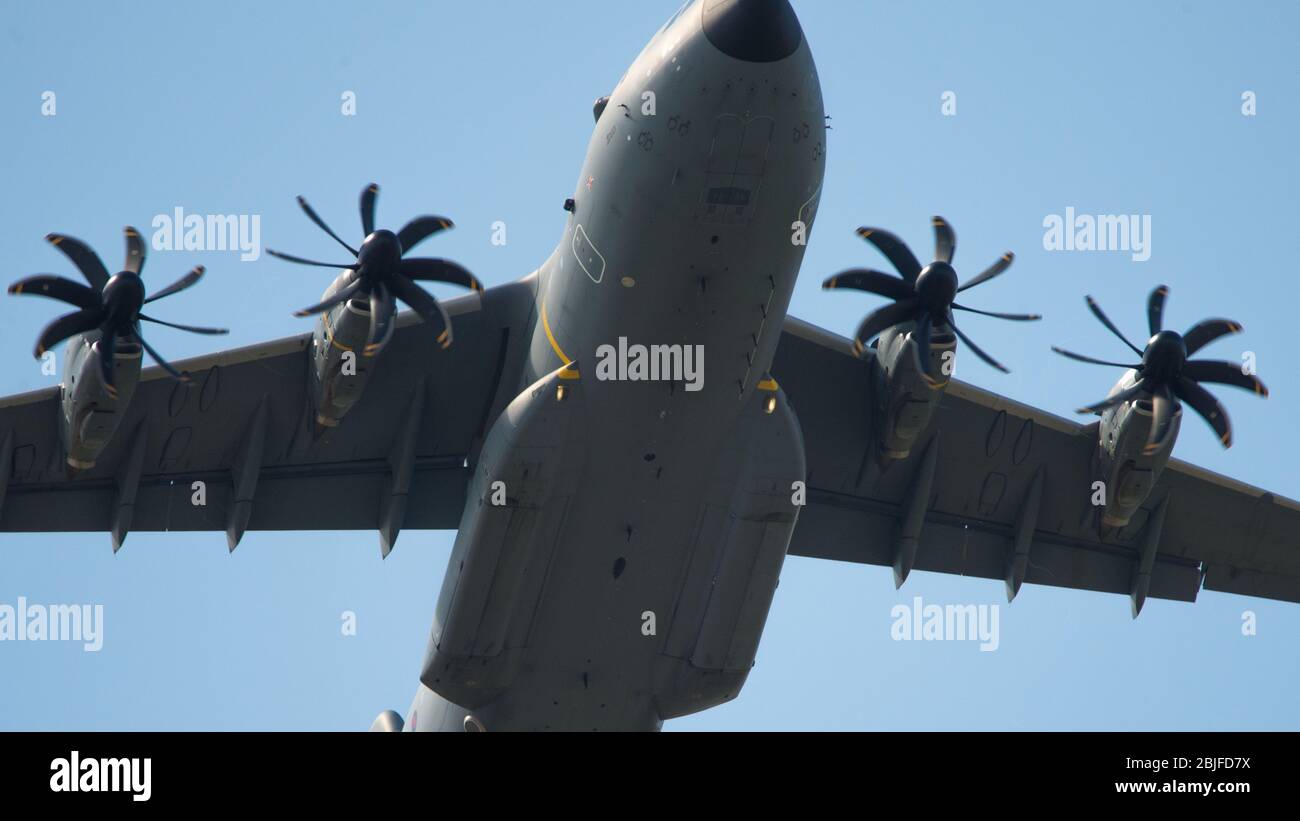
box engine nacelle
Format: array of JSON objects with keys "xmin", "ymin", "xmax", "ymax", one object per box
[
  {"xmin": 60, "ymin": 333, "xmax": 143, "ymax": 469},
  {"xmin": 307, "ymin": 272, "xmax": 393, "ymax": 431},
  {"xmin": 869, "ymin": 323, "xmax": 957, "ymax": 462},
  {"xmin": 1093, "ymin": 372, "xmax": 1181, "ymax": 528}
]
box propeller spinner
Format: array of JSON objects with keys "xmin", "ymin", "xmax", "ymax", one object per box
[
  {"xmin": 268, "ymin": 183, "xmax": 483, "ymax": 355},
  {"xmin": 9, "ymin": 227, "xmax": 228, "ymax": 398},
  {"xmin": 1052, "ymin": 285, "xmax": 1267, "ymax": 452},
  {"xmin": 823, "ymin": 216, "xmax": 1040, "ymax": 378}
]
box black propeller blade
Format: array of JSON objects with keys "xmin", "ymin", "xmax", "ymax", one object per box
[
  {"xmin": 9, "ymin": 227, "xmax": 228, "ymax": 398},
  {"xmin": 268, "ymin": 182, "xmax": 480, "ymax": 352},
  {"xmin": 1052, "ymin": 284, "xmax": 1266, "ymax": 452},
  {"xmin": 45, "ymin": 233, "xmax": 110, "ymax": 290},
  {"xmin": 824, "ymin": 217, "xmax": 1040, "ymax": 377}
]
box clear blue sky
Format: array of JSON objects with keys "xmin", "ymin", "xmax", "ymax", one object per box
[{"xmin": 1, "ymin": 0, "xmax": 1297, "ymax": 730}]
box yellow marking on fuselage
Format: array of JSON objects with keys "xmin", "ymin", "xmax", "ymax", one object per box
[{"xmin": 541, "ymin": 300, "xmax": 579, "ymax": 377}]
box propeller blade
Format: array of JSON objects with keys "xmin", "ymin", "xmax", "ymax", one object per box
[
  {"xmin": 851, "ymin": 298, "xmax": 920, "ymax": 355},
  {"xmin": 932, "ymin": 216, "xmax": 955, "ymax": 264},
  {"xmin": 1146, "ymin": 284, "xmax": 1168, "ymax": 336},
  {"xmin": 912, "ymin": 313, "xmax": 934, "ymax": 379},
  {"xmin": 957, "ymin": 252, "xmax": 1014, "ymax": 293},
  {"xmin": 267, "ymin": 248, "xmax": 358, "ymax": 269},
  {"xmin": 360, "ymin": 183, "xmax": 379, "ymax": 237},
  {"xmin": 856, "ymin": 227, "xmax": 922, "ymax": 284},
  {"xmin": 9, "ymin": 275, "xmax": 98, "ymax": 309},
  {"xmin": 35, "ymin": 308, "xmax": 103, "ymax": 357},
  {"xmin": 822, "ymin": 268, "xmax": 914, "ymax": 301},
  {"xmin": 396, "ymin": 216, "xmax": 454, "ymax": 255},
  {"xmin": 296, "ymin": 195, "xmax": 359, "ymax": 257},
  {"xmin": 398, "ymin": 257, "xmax": 482, "ymax": 291},
  {"xmin": 144, "ymin": 265, "xmax": 205, "ymax": 304},
  {"xmin": 123, "ymin": 226, "xmax": 146, "ymax": 275},
  {"xmin": 293, "ymin": 278, "xmax": 364, "ymax": 317},
  {"xmin": 139, "ymin": 314, "xmax": 228, "ymax": 335},
  {"xmin": 1175, "ymin": 376, "xmax": 1232, "ymax": 448},
  {"xmin": 45, "ymin": 233, "xmax": 110, "ymax": 289},
  {"xmin": 952, "ymin": 303, "xmax": 1041, "ymax": 321},
  {"xmin": 1077, "ymin": 379, "xmax": 1148, "ymax": 414},
  {"xmin": 135, "ymin": 330, "xmax": 188, "ymax": 382},
  {"xmin": 1085, "ymin": 295, "xmax": 1144, "ymax": 356},
  {"xmin": 1050, "ymin": 346, "xmax": 1139, "ymax": 369},
  {"xmin": 430, "ymin": 295, "xmax": 454, "ymax": 349},
  {"xmin": 365, "ymin": 284, "xmax": 396, "ymax": 355},
  {"xmin": 1145, "ymin": 386, "xmax": 1177, "ymax": 454},
  {"xmin": 946, "ymin": 312, "xmax": 1009, "ymax": 373},
  {"xmin": 98, "ymin": 330, "xmax": 118, "ymax": 397},
  {"xmin": 1182, "ymin": 318, "xmax": 1243, "ymax": 356},
  {"xmin": 1182, "ymin": 359, "xmax": 1268, "ymax": 397},
  {"xmin": 388, "ymin": 273, "xmax": 453, "ymax": 349}
]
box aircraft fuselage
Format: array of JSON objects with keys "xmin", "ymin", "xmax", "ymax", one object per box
[{"xmin": 408, "ymin": 0, "xmax": 825, "ymax": 731}]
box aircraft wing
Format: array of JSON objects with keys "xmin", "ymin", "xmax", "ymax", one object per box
[
  {"xmin": 774, "ymin": 316, "xmax": 1300, "ymax": 611},
  {"xmin": 0, "ymin": 280, "xmax": 535, "ymax": 554}
]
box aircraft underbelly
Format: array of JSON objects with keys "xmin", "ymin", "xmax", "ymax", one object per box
[{"xmin": 417, "ymin": 359, "xmax": 805, "ymax": 729}]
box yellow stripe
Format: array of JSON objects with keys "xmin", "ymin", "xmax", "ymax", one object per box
[
  {"xmin": 322, "ymin": 317, "xmax": 352, "ymax": 352},
  {"xmin": 541, "ymin": 300, "xmax": 579, "ymax": 377},
  {"xmin": 757, "ymin": 378, "xmax": 779, "ymax": 392}
]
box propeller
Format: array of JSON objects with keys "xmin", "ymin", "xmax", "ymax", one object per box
[
  {"xmin": 9, "ymin": 227, "xmax": 228, "ymax": 398},
  {"xmin": 268, "ymin": 183, "xmax": 482, "ymax": 354},
  {"xmin": 1052, "ymin": 285, "xmax": 1267, "ymax": 453},
  {"xmin": 822, "ymin": 216, "xmax": 1040, "ymax": 379}
]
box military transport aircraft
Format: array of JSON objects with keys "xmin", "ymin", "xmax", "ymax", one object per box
[{"xmin": 1, "ymin": 0, "xmax": 1295, "ymax": 732}]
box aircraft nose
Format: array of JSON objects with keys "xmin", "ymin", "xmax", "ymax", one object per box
[{"xmin": 702, "ymin": 0, "xmax": 803, "ymax": 63}]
